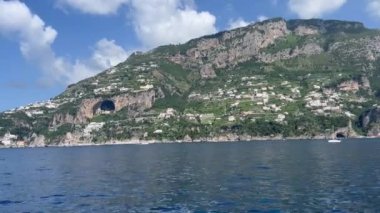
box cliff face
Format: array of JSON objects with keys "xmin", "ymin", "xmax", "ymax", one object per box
[
  {"xmin": 170, "ymin": 19, "xmax": 291, "ymax": 78},
  {"xmin": 259, "ymin": 42, "xmax": 323, "ymax": 63},
  {"xmin": 168, "ymin": 19, "xmax": 380, "ymax": 79},
  {"xmin": 358, "ymin": 108, "xmax": 380, "ymax": 136},
  {"xmin": 2, "ymin": 18, "xmax": 380, "ymax": 147},
  {"xmin": 52, "ymin": 90, "xmax": 157, "ymax": 125}
]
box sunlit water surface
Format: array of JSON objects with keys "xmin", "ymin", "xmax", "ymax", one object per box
[{"xmin": 0, "ymin": 139, "xmax": 379, "ymax": 212}]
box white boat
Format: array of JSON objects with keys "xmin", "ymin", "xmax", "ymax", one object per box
[
  {"xmin": 138, "ymin": 141, "xmax": 151, "ymax": 145},
  {"xmin": 328, "ymin": 139, "xmax": 341, "ymax": 143},
  {"xmin": 328, "ymin": 126, "xmax": 341, "ymax": 143}
]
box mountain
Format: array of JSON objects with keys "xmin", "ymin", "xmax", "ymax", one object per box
[{"xmin": 2, "ymin": 18, "xmax": 380, "ymax": 147}]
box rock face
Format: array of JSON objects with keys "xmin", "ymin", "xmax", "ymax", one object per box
[
  {"xmin": 169, "ymin": 19, "xmax": 378, "ymax": 80},
  {"xmin": 357, "ymin": 108, "xmax": 380, "ymax": 136},
  {"xmin": 112, "ymin": 90, "xmax": 156, "ymax": 112},
  {"xmin": 259, "ymin": 43, "xmax": 323, "ymax": 63},
  {"xmin": 294, "ymin": 26, "xmax": 319, "ymax": 36},
  {"xmin": 52, "ymin": 113, "xmax": 77, "ymax": 126},
  {"xmin": 57, "ymin": 132, "xmax": 84, "ymax": 145},
  {"xmin": 359, "ymin": 108, "xmax": 380, "ymax": 130},
  {"xmin": 329, "ymin": 36, "xmax": 380, "ymax": 62},
  {"xmin": 200, "ymin": 64, "xmax": 216, "ymax": 79},
  {"xmin": 29, "ymin": 134, "xmax": 46, "ymax": 147},
  {"xmin": 52, "ymin": 90, "xmax": 156, "ymax": 125},
  {"xmin": 170, "ymin": 19, "xmax": 291, "ymax": 77}
]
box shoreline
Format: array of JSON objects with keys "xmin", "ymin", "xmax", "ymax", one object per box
[{"xmin": 0, "ymin": 136, "xmax": 378, "ymax": 149}]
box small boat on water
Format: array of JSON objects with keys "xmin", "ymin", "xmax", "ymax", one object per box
[
  {"xmin": 328, "ymin": 139, "xmax": 341, "ymax": 143},
  {"xmin": 328, "ymin": 126, "xmax": 342, "ymax": 143},
  {"xmin": 138, "ymin": 141, "xmax": 151, "ymax": 145}
]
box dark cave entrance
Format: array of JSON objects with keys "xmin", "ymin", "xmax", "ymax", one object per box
[
  {"xmin": 100, "ymin": 100, "xmax": 115, "ymax": 111},
  {"xmin": 336, "ymin": 132, "xmax": 346, "ymax": 138},
  {"xmin": 93, "ymin": 100, "xmax": 116, "ymax": 115}
]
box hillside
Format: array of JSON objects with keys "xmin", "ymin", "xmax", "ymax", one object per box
[{"xmin": 2, "ymin": 18, "xmax": 380, "ymax": 146}]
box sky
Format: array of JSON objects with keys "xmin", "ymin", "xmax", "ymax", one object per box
[{"xmin": 1, "ymin": 0, "xmax": 380, "ymax": 111}]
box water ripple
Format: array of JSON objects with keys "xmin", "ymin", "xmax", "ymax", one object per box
[
  {"xmin": 0, "ymin": 200, "xmax": 23, "ymax": 206},
  {"xmin": 0, "ymin": 141, "xmax": 379, "ymax": 212}
]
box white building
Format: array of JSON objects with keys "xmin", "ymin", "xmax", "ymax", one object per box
[
  {"xmin": 1, "ymin": 133, "xmax": 18, "ymax": 146},
  {"xmin": 83, "ymin": 122, "xmax": 105, "ymax": 137}
]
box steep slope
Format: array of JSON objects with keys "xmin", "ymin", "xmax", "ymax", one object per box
[{"xmin": 2, "ymin": 18, "xmax": 380, "ymax": 146}]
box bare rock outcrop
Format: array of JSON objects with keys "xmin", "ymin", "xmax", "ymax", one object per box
[
  {"xmin": 200, "ymin": 64, "xmax": 217, "ymax": 79},
  {"xmin": 52, "ymin": 113, "xmax": 77, "ymax": 126},
  {"xmin": 294, "ymin": 26, "xmax": 319, "ymax": 36},
  {"xmin": 113, "ymin": 90, "xmax": 156, "ymax": 112},
  {"xmin": 29, "ymin": 134, "xmax": 46, "ymax": 147},
  {"xmin": 259, "ymin": 43, "xmax": 323, "ymax": 63},
  {"xmin": 361, "ymin": 76, "xmax": 371, "ymax": 90},
  {"xmin": 52, "ymin": 90, "xmax": 156, "ymax": 126},
  {"xmin": 77, "ymin": 98, "xmax": 102, "ymax": 122},
  {"xmin": 359, "ymin": 108, "xmax": 380, "ymax": 131},
  {"xmin": 338, "ymin": 81, "xmax": 360, "ymax": 92},
  {"xmin": 170, "ymin": 19, "xmax": 290, "ymax": 76},
  {"xmin": 61, "ymin": 132, "xmax": 83, "ymax": 145},
  {"xmin": 329, "ymin": 36, "xmax": 380, "ymax": 62}
]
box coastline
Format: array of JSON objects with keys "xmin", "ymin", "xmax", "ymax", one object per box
[{"xmin": 0, "ymin": 135, "xmax": 377, "ymax": 149}]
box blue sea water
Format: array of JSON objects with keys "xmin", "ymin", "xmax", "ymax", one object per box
[{"xmin": 0, "ymin": 139, "xmax": 379, "ymax": 212}]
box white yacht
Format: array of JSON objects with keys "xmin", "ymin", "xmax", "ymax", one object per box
[
  {"xmin": 328, "ymin": 139, "xmax": 341, "ymax": 143},
  {"xmin": 328, "ymin": 126, "xmax": 342, "ymax": 143}
]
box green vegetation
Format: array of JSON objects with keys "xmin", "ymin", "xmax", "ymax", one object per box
[
  {"xmin": 153, "ymin": 41, "xmax": 196, "ymax": 55},
  {"xmin": 57, "ymin": 102, "xmax": 80, "ymax": 116},
  {"xmin": 153, "ymin": 94, "xmax": 187, "ymax": 112},
  {"xmin": 4, "ymin": 18, "xmax": 380, "ymax": 144},
  {"xmin": 44, "ymin": 124, "xmax": 75, "ymax": 141},
  {"xmin": 264, "ymin": 34, "xmax": 306, "ymax": 54}
]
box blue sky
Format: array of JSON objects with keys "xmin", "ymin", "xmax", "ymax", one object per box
[{"xmin": 0, "ymin": 0, "xmax": 380, "ymax": 111}]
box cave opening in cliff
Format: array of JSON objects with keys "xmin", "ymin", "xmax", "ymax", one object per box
[
  {"xmin": 93, "ymin": 100, "xmax": 116, "ymax": 115},
  {"xmin": 336, "ymin": 132, "xmax": 346, "ymax": 138},
  {"xmin": 100, "ymin": 100, "xmax": 115, "ymax": 111}
]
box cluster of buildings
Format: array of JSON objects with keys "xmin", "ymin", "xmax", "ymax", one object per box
[
  {"xmin": 3, "ymin": 99, "xmax": 63, "ymax": 118},
  {"xmin": 305, "ymin": 80, "xmax": 363, "ymax": 116},
  {"xmin": 188, "ymin": 76, "xmax": 301, "ymax": 116},
  {"xmin": 132, "ymin": 61, "xmax": 159, "ymax": 72},
  {"xmin": 93, "ymin": 67, "xmax": 156, "ymax": 95},
  {"xmin": 83, "ymin": 122, "xmax": 105, "ymax": 137},
  {"xmin": 0, "ymin": 133, "xmax": 26, "ymax": 147}
]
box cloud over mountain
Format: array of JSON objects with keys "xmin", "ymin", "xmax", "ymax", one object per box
[
  {"xmin": 368, "ymin": 0, "xmax": 380, "ymax": 18},
  {"xmin": 288, "ymin": 0, "xmax": 346, "ymax": 19},
  {"xmin": 59, "ymin": 0, "xmax": 217, "ymax": 48},
  {"xmin": 0, "ymin": 0, "xmax": 129, "ymax": 85},
  {"xmin": 58, "ymin": 0, "xmax": 128, "ymax": 15},
  {"xmin": 129, "ymin": 0, "xmax": 216, "ymax": 47}
]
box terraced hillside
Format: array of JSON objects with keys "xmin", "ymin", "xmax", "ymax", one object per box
[{"xmin": 2, "ymin": 18, "xmax": 380, "ymax": 146}]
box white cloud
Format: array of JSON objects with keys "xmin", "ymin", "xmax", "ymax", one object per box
[
  {"xmin": 0, "ymin": 0, "xmax": 129, "ymax": 85},
  {"xmin": 257, "ymin": 15, "xmax": 269, "ymax": 22},
  {"xmin": 228, "ymin": 18, "xmax": 251, "ymax": 30},
  {"xmin": 0, "ymin": 0, "xmax": 65, "ymax": 84},
  {"xmin": 58, "ymin": 0, "xmax": 217, "ymax": 48},
  {"xmin": 91, "ymin": 39, "xmax": 129, "ymax": 70},
  {"xmin": 368, "ymin": 0, "xmax": 380, "ymax": 18},
  {"xmin": 1, "ymin": 0, "xmax": 215, "ymax": 85},
  {"xmin": 70, "ymin": 39, "xmax": 129, "ymax": 83},
  {"xmin": 227, "ymin": 16, "xmax": 269, "ymax": 30},
  {"xmin": 129, "ymin": 0, "xmax": 217, "ymax": 47},
  {"xmin": 58, "ymin": 0, "xmax": 129, "ymax": 15},
  {"xmin": 288, "ymin": 0, "xmax": 346, "ymax": 19}
]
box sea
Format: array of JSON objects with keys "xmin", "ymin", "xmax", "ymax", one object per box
[{"xmin": 0, "ymin": 139, "xmax": 379, "ymax": 212}]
